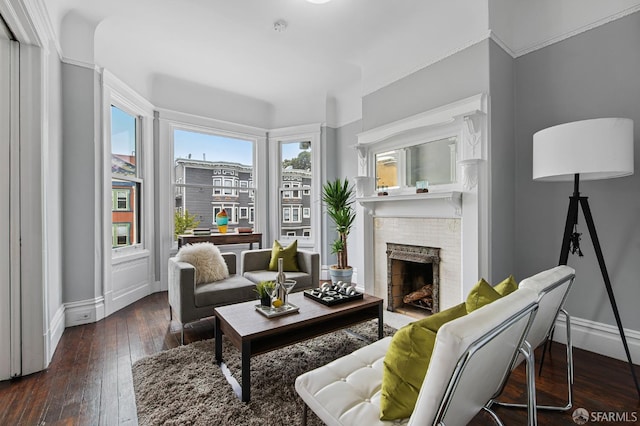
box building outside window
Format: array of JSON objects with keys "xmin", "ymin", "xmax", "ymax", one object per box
[
  {"xmin": 111, "ymin": 105, "xmax": 141, "ymax": 248},
  {"xmin": 278, "ymin": 140, "xmax": 312, "ymax": 238},
  {"xmin": 174, "ymin": 130, "xmax": 255, "ymax": 234},
  {"xmin": 112, "ymin": 223, "xmax": 131, "ymax": 247}
]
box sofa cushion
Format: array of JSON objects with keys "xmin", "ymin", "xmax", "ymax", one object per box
[
  {"xmin": 267, "ymin": 240, "xmax": 300, "ymax": 272},
  {"xmin": 493, "ymin": 275, "xmax": 518, "ymax": 296},
  {"xmin": 379, "ymin": 302, "xmax": 468, "ymax": 420},
  {"xmin": 465, "ymin": 278, "xmax": 502, "ymax": 313},
  {"xmin": 176, "ymin": 242, "xmax": 229, "ymax": 285},
  {"xmin": 194, "ymin": 275, "xmax": 256, "ymax": 307}
]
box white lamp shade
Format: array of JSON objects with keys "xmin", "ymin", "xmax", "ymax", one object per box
[{"xmin": 533, "ymin": 118, "xmax": 634, "ymax": 181}]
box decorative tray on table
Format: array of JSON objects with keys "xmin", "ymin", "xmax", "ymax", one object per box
[
  {"xmin": 254, "ymin": 303, "xmax": 300, "ymax": 318},
  {"xmin": 304, "ymin": 283, "xmax": 363, "ymax": 306}
]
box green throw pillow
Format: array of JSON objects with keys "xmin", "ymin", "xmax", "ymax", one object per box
[
  {"xmin": 465, "ymin": 278, "xmax": 502, "ymax": 313},
  {"xmin": 379, "ymin": 302, "xmax": 468, "ymax": 420},
  {"xmin": 493, "ymin": 275, "xmax": 518, "ymax": 296},
  {"xmin": 267, "ymin": 240, "xmax": 300, "ymax": 272}
]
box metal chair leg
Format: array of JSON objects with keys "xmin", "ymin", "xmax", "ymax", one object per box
[
  {"xmin": 170, "ymin": 306, "xmax": 173, "ymax": 321},
  {"xmin": 522, "ymin": 341, "xmax": 538, "ymax": 426},
  {"xmin": 496, "ymin": 309, "xmax": 574, "ymax": 413},
  {"xmin": 301, "ymin": 403, "xmax": 308, "ymax": 426}
]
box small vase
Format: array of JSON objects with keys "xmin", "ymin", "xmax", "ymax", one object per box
[
  {"xmin": 260, "ymin": 295, "xmax": 271, "ymax": 307},
  {"xmin": 216, "ymin": 209, "xmax": 229, "ymax": 234}
]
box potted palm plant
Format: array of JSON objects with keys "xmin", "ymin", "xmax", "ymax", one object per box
[{"xmin": 322, "ymin": 178, "xmax": 356, "ymax": 285}]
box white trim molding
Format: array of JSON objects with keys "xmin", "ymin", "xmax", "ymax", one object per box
[
  {"xmin": 65, "ymin": 297, "xmax": 105, "ymax": 327},
  {"xmin": 553, "ymin": 315, "xmax": 640, "ymax": 363},
  {"xmin": 46, "ymin": 304, "xmax": 65, "ymax": 363}
]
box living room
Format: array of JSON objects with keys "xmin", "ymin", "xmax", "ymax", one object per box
[{"xmin": 1, "ymin": 0, "xmax": 639, "ymax": 424}]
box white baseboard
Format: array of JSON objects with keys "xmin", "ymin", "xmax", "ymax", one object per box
[
  {"xmin": 46, "ymin": 304, "xmax": 66, "ymax": 363},
  {"xmin": 553, "ymin": 315, "xmax": 640, "ymax": 363},
  {"xmin": 65, "ymin": 297, "xmax": 105, "ymax": 327}
]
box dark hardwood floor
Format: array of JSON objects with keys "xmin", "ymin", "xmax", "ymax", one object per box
[{"xmin": 0, "ymin": 292, "xmax": 638, "ymax": 425}]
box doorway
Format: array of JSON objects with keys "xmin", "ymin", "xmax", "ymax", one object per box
[{"xmin": 0, "ymin": 14, "xmax": 20, "ymax": 381}]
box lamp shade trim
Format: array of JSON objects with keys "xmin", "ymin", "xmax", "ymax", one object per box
[{"xmin": 533, "ymin": 118, "xmax": 634, "ymax": 182}]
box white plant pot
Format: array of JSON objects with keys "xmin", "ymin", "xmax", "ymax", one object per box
[{"xmin": 329, "ymin": 266, "xmax": 353, "ymax": 285}]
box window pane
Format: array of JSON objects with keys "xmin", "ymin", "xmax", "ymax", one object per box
[
  {"xmin": 280, "ymin": 141, "xmax": 311, "ymax": 239},
  {"xmin": 174, "ymin": 130, "xmax": 254, "ymax": 235},
  {"xmin": 112, "ymin": 179, "xmax": 139, "ymax": 247},
  {"xmin": 111, "ymin": 106, "xmax": 137, "ymax": 177},
  {"xmin": 406, "ymin": 137, "xmax": 457, "ymax": 186},
  {"xmin": 375, "ymin": 150, "xmax": 398, "ymax": 191}
]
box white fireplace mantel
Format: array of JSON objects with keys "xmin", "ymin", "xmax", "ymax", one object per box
[
  {"xmin": 357, "ymin": 191, "xmax": 462, "ymax": 217},
  {"xmin": 352, "ymin": 94, "xmax": 490, "ymax": 309}
]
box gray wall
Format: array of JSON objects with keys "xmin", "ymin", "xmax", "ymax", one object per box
[
  {"xmin": 324, "ymin": 120, "xmax": 363, "ymax": 267},
  {"xmin": 336, "ymin": 120, "xmax": 361, "ymax": 180},
  {"xmin": 489, "ymin": 40, "xmax": 516, "ymax": 281},
  {"xmin": 514, "ymin": 12, "xmax": 640, "ymax": 330},
  {"xmin": 62, "ymin": 63, "xmax": 99, "ymax": 303},
  {"xmin": 362, "ymin": 40, "xmax": 490, "ymax": 132}
]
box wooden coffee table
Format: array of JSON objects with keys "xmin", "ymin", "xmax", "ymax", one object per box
[{"xmin": 213, "ymin": 291, "xmax": 383, "ymax": 402}]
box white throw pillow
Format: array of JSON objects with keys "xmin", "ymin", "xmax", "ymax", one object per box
[{"xmin": 176, "ymin": 242, "xmax": 229, "ymax": 285}]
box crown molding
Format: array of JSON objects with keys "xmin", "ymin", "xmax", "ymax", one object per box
[
  {"xmin": 512, "ymin": 4, "xmax": 640, "ymax": 58},
  {"xmin": 488, "ymin": 30, "xmax": 516, "ymax": 58},
  {"xmin": 61, "ymin": 55, "xmax": 100, "ymax": 71}
]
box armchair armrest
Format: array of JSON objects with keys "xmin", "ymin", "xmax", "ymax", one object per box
[
  {"xmin": 296, "ymin": 249, "xmax": 319, "ymax": 288},
  {"xmin": 168, "ymin": 257, "xmax": 196, "ymax": 323}
]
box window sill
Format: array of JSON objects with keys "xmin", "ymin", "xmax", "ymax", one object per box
[{"xmin": 112, "ymin": 247, "xmax": 150, "ymax": 265}]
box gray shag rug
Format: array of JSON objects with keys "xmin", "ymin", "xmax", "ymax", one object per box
[{"xmin": 132, "ymin": 320, "xmax": 395, "ymax": 425}]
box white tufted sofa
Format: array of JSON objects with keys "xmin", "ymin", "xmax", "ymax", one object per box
[{"xmin": 295, "ymin": 286, "xmax": 541, "ymax": 426}]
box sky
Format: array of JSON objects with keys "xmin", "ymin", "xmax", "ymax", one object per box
[
  {"xmin": 111, "ymin": 105, "xmax": 308, "ymax": 166},
  {"xmin": 174, "ymin": 129, "xmax": 254, "ymax": 165}
]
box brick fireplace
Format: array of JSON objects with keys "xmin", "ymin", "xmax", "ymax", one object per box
[
  {"xmin": 387, "ymin": 243, "xmax": 440, "ymax": 314},
  {"xmin": 371, "ymin": 217, "xmax": 461, "ymax": 311}
]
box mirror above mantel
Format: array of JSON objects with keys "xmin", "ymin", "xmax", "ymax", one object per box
[{"xmin": 354, "ymin": 93, "xmax": 487, "ymax": 196}]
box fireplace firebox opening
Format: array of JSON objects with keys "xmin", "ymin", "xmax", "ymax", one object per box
[{"xmin": 386, "ymin": 243, "xmax": 440, "ymax": 314}]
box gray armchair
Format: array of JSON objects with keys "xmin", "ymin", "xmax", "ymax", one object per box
[
  {"xmin": 168, "ymin": 252, "xmax": 257, "ymax": 344},
  {"xmin": 241, "ymin": 249, "xmax": 319, "ymax": 291}
]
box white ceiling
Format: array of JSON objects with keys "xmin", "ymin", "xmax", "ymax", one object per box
[{"xmin": 43, "ymin": 0, "xmax": 640, "ymax": 127}]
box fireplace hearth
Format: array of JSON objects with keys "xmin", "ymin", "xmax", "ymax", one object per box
[{"xmin": 386, "ymin": 243, "xmax": 440, "ymax": 314}]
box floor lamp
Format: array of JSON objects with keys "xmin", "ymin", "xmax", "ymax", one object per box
[{"xmin": 533, "ymin": 117, "xmax": 640, "ymax": 398}]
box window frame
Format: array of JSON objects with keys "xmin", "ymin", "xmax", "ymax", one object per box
[
  {"xmin": 268, "ymin": 124, "xmax": 321, "ymax": 250},
  {"xmin": 160, "ymin": 111, "xmax": 267, "ymax": 258},
  {"xmin": 104, "ymin": 72, "xmax": 153, "ymax": 260}
]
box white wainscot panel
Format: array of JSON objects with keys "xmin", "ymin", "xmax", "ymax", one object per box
[{"xmin": 110, "ymin": 254, "xmax": 151, "ymax": 314}]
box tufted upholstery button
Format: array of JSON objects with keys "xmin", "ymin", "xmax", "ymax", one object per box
[
  {"xmin": 364, "ymin": 398, "xmax": 371, "ymax": 403},
  {"xmin": 366, "ymin": 364, "xmax": 372, "ymax": 368},
  {"xmin": 340, "ymin": 377, "xmax": 346, "ymax": 382}
]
